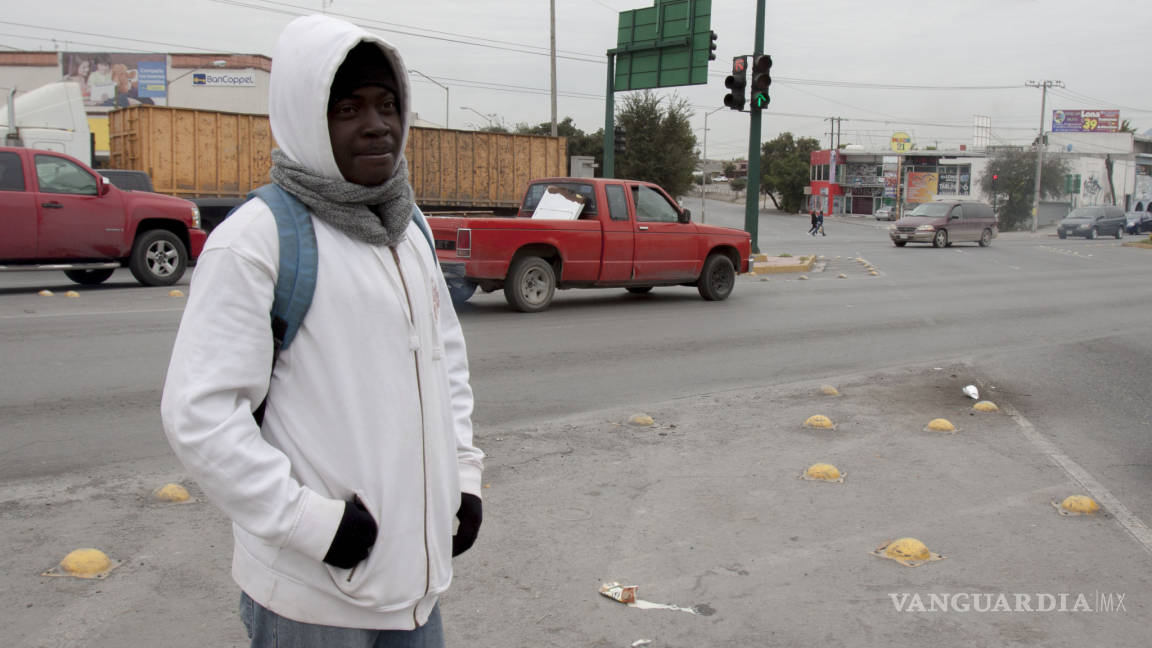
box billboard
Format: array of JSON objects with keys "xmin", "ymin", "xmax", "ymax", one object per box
[
  {"xmin": 906, "ymin": 172, "xmax": 939, "ymax": 203},
  {"xmin": 61, "ymin": 52, "xmax": 165, "ymax": 110},
  {"xmin": 1052, "ymin": 109, "xmax": 1120, "ymax": 133}
]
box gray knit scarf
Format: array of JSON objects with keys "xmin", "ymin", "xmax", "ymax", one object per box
[{"xmin": 269, "ymin": 148, "xmax": 413, "ymax": 247}]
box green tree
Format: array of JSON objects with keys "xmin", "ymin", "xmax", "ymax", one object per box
[
  {"xmin": 1120, "ymin": 119, "xmax": 1137, "ymax": 134},
  {"xmin": 723, "ymin": 161, "xmax": 738, "ymax": 177},
  {"xmin": 479, "ymin": 124, "xmax": 510, "ymax": 134},
  {"xmin": 759, "ymin": 132, "xmax": 820, "ymax": 212},
  {"xmin": 614, "ymin": 90, "xmax": 698, "ymax": 198},
  {"xmin": 729, "ymin": 177, "xmax": 747, "ymax": 193},
  {"xmin": 980, "ymin": 149, "xmax": 1070, "ymax": 231},
  {"xmin": 515, "ymin": 117, "xmax": 603, "ymax": 173}
]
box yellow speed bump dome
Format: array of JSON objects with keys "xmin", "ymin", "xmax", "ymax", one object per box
[
  {"xmin": 43, "ymin": 548, "xmax": 121, "ymax": 579},
  {"xmin": 925, "ymin": 418, "xmax": 957, "ymax": 432},
  {"xmin": 803, "ymin": 415, "xmax": 835, "ymax": 429},
  {"xmin": 802, "ymin": 463, "xmax": 844, "ymax": 482},
  {"xmin": 972, "ymin": 401, "xmax": 999, "ymax": 412},
  {"xmin": 65, "ymin": 290, "xmax": 80, "ymax": 298},
  {"xmin": 627, "ymin": 413, "xmax": 655, "ymax": 427},
  {"xmin": 169, "ymin": 289, "xmax": 185, "ymax": 297},
  {"xmin": 798, "ymin": 275, "xmax": 809, "ymax": 280},
  {"xmin": 153, "ymin": 483, "xmax": 191, "ymax": 502},
  {"xmin": 871, "ymin": 537, "xmax": 945, "ymax": 567},
  {"xmin": 820, "ymin": 385, "xmax": 840, "ymax": 396},
  {"xmin": 1053, "ymin": 495, "xmax": 1100, "ymax": 516},
  {"xmin": 837, "ymin": 273, "xmax": 848, "ymax": 279},
  {"xmin": 38, "ymin": 289, "xmax": 53, "ymax": 296}
]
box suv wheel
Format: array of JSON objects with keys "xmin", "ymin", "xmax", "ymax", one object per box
[
  {"xmin": 978, "ymin": 229, "xmax": 992, "ymax": 247},
  {"xmin": 1087, "ymin": 228, "xmax": 1097, "ymax": 240},
  {"xmin": 932, "ymin": 229, "xmax": 948, "ymax": 248},
  {"xmin": 1115, "ymin": 226, "xmax": 1123, "ymax": 239}
]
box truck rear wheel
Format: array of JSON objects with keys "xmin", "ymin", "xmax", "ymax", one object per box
[
  {"xmin": 504, "ymin": 256, "xmax": 555, "ymax": 313},
  {"xmin": 697, "ymin": 253, "xmax": 735, "ymax": 301},
  {"xmin": 64, "ymin": 269, "xmax": 115, "ymax": 285},
  {"xmin": 129, "ymin": 230, "xmax": 187, "ymax": 286}
]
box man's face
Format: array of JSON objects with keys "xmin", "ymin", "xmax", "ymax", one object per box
[{"xmin": 328, "ymin": 72, "xmax": 402, "ymax": 186}]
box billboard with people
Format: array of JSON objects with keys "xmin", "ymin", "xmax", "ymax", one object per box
[{"xmin": 61, "ymin": 53, "xmax": 166, "ymax": 110}]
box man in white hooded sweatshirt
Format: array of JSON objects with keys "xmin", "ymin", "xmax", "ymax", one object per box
[{"xmin": 161, "ymin": 14, "xmax": 483, "ymax": 647}]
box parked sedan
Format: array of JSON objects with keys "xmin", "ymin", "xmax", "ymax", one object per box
[
  {"xmin": 1057, "ymin": 206, "xmax": 1126, "ymax": 239},
  {"xmin": 1125, "ymin": 211, "xmax": 1152, "ymax": 235},
  {"xmin": 874, "ymin": 206, "xmax": 895, "ymax": 221}
]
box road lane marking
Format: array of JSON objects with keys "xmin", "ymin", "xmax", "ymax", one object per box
[{"xmin": 1001, "ymin": 401, "xmax": 1152, "ymax": 556}]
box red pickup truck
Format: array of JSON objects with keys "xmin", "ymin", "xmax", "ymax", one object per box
[
  {"xmin": 431, "ymin": 177, "xmax": 752, "ymax": 312},
  {"xmin": 0, "ymin": 147, "xmax": 206, "ymax": 286}
]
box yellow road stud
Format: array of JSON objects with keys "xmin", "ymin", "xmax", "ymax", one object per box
[
  {"xmin": 803, "ymin": 414, "xmax": 835, "ymax": 429},
  {"xmin": 169, "ymin": 289, "xmax": 185, "ymax": 297},
  {"xmin": 38, "ymin": 289, "xmax": 53, "ymax": 296},
  {"xmin": 1053, "ymin": 495, "xmax": 1100, "ymax": 516},
  {"xmin": 627, "ymin": 413, "xmax": 655, "ymax": 427},
  {"xmin": 871, "ymin": 537, "xmax": 945, "ymax": 567},
  {"xmin": 972, "ymin": 401, "xmax": 999, "ymax": 412},
  {"xmin": 154, "ymin": 483, "xmax": 191, "ymax": 502},
  {"xmin": 925, "ymin": 418, "xmax": 957, "ymax": 432},
  {"xmin": 43, "ymin": 548, "xmax": 120, "ymax": 579},
  {"xmin": 802, "ymin": 463, "xmax": 844, "ymax": 482},
  {"xmin": 820, "ymin": 385, "xmax": 840, "ymax": 396},
  {"xmin": 65, "ymin": 290, "xmax": 80, "ymax": 298}
]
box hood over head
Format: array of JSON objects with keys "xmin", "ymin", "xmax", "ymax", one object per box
[{"xmin": 270, "ymin": 14, "xmax": 411, "ymax": 181}]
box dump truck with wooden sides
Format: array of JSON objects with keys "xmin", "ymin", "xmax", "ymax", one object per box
[{"xmin": 108, "ymin": 105, "xmax": 567, "ymax": 230}]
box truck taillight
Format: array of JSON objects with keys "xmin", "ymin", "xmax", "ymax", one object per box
[{"xmin": 456, "ymin": 228, "xmax": 471, "ymax": 258}]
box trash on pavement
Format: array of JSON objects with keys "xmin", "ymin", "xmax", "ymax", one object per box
[
  {"xmin": 963, "ymin": 385, "xmax": 979, "ymax": 400},
  {"xmin": 600, "ymin": 582, "xmax": 637, "ymax": 604},
  {"xmin": 600, "ymin": 583, "xmax": 700, "ymax": 615}
]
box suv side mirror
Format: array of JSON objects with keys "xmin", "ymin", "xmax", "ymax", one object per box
[{"xmin": 679, "ymin": 208, "xmax": 691, "ymax": 224}]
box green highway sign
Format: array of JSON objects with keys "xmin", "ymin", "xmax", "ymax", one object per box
[{"xmin": 613, "ymin": 0, "xmax": 713, "ymax": 91}]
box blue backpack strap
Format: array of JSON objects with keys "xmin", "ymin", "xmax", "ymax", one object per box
[
  {"xmin": 250, "ymin": 184, "xmax": 318, "ymax": 353},
  {"xmin": 411, "ymin": 203, "xmax": 435, "ymax": 253}
]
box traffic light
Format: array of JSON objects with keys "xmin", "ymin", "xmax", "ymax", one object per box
[
  {"xmin": 614, "ymin": 127, "xmax": 627, "ymax": 153},
  {"xmin": 992, "ymin": 173, "xmax": 998, "ymax": 189},
  {"xmin": 750, "ymin": 54, "xmax": 772, "ymax": 111},
  {"xmin": 708, "ymin": 31, "xmax": 718, "ymax": 61},
  {"xmin": 724, "ymin": 56, "xmax": 747, "ymax": 111}
]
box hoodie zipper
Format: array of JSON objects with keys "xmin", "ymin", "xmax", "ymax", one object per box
[{"xmin": 389, "ymin": 244, "xmax": 431, "ymax": 628}]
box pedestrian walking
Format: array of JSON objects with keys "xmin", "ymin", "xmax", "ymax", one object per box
[
  {"xmin": 808, "ymin": 210, "xmax": 819, "ymax": 236},
  {"xmin": 161, "ymin": 14, "xmax": 483, "ymax": 647},
  {"xmin": 818, "ymin": 210, "xmax": 826, "ymax": 236}
]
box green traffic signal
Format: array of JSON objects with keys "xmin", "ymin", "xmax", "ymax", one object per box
[{"xmin": 750, "ymin": 54, "xmax": 772, "ymax": 112}]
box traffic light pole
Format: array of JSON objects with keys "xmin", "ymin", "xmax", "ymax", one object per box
[{"xmin": 744, "ymin": 0, "xmax": 766, "ymax": 253}]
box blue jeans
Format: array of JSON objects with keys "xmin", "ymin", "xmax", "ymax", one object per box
[{"xmin": 239, "ymin": 592, "xmax": 445, "ymax": 648}]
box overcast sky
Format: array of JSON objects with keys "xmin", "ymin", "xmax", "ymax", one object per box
[{"xmin": 4, "ymin": 0, "xmax": 1150, "ymax": 159}]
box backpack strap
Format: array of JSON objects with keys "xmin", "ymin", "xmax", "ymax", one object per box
[
  {"xmin": 411, "ymin": 203, "xmax": 435, "ymax": 254},
  {"xmin": 251, "ymin": 184, "xmax": 318, "ymax": 354},
  {"xmin": 245, "ymin": 184, "xmax": 318, "ymax": 427}
]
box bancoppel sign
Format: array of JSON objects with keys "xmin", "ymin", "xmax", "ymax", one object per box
[{"xmin": 192, "ymin": 71, "xmax": 257, "ymax": 87}]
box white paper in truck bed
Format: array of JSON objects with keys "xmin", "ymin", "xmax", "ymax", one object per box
[{"xmin": 531, "ymin": 186, "xmax": 586, "ymax": 220}]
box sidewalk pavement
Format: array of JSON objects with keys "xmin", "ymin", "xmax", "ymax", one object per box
[{"xmin": 5, "ymin": 367, "xmax": 1149, "ymax": 647}]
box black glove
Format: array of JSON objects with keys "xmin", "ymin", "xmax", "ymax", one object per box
[
  {"xmin": 323, "ymin": 496, "xmax": 378, "ymax": 569},
  {"xmin": 452, "ymin": 493, "xmax": 482, "ymax": 557}
]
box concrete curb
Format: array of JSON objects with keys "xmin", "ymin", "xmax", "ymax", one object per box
[{"xmin": 750, "ymin": 253, "xmax": 815, "ymax": 274}]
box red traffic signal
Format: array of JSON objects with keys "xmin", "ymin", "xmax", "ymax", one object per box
[{"xmin": 723, "ymin": 56, "xmax": 747, "ymax": 111}]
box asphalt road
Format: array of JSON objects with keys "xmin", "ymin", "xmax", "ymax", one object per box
[{"xmin": 2, "ymin": 202, "xmax": 1150, "ymax": 646}]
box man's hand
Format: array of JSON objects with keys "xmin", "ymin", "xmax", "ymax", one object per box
[
  {"xmin": 323, "ymin": 496, "xmax": 378, "ymax": 569},
  {"xmin": 452, "ymin": 493, "xmax": 482, "ymax": 557}
]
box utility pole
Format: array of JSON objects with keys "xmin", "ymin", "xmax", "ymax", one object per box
[
  {"xmin": 836, "ymin": 117, "xmax": 842, "ymax": 150},
  {"xmin": 1026, "ymin": 79, "xmax": 1063, "ymax": 232},
  {"xmin": 410, "ymin": 69, "xmax": 448, "ymax": 128},
  {"xmin": 549, "ymin": 0, "xmax": 558, "ymax": 137},
  {"xmin": 701, "ymin": 105, "xmax": 724, "ymax": 223}
]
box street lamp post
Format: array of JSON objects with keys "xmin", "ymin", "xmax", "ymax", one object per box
[
  {"xmin": 1026, "ymin": 79, "xmax": 1063, "ymax": 233},
  {"xmin": 410, "ymin": 69, "xmax": 449, "ymax": 128},
  {"xmin": 166, "ymin": 59, "xmax": 226, "ymax": 107},
  {"xmin": 459, "ymin": 106, "xmax": 498, "ymax": 129},
  {"xmin": 700, "ymin": 105, "xmax": 725, "ymax": 224}
]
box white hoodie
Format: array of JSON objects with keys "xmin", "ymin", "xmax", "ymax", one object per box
[{"xmin": 160, "ymin": 15, "xmax": 482, "ymax": 630}]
